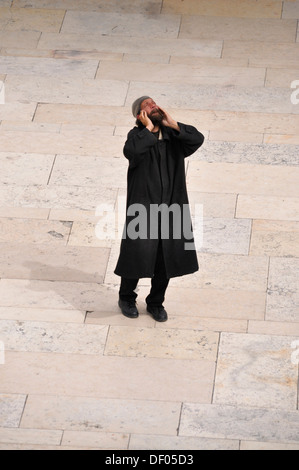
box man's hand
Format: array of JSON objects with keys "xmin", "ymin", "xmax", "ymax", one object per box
[
  {"xmin": 138, "ymin": 110, "xmax": 154, "ymax": 132},
  {"xmin": 159, "ymin": 107, "xmax": 180, "ymax": 132}
]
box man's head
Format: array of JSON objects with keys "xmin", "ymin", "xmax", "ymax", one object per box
[{"xmin": 132, "ymin": 96, "xmax": 164, "ymax": 126}]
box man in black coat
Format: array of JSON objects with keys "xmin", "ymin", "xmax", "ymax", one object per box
[{"xmin": 115, "ymin": 96, "xmax": 205, "ymax": 322}]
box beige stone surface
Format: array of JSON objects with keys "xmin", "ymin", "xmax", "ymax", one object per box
[
  {"xmin": 49, "ymin": 155, "xmax": 127, "ymax": 187},
  {"xmin": 0, "ymin": 56, "xmax": 100, "ymax": 78},
  {"xmin": 0, "ymin": 102, "xmax": 36, "ymax": 121},
  {"xmin": 20, "ymin": 395, "xmax": 181, "ymax": 435},
  {"xmin": 38, "ymin": 33, "xmax": 223, "ymax": 58},
  {"xmin": 266, "ymin": 257, "xmax": 299, "ymax": 322},
  {"xmin": 0, "ymin": 278, "xmax": 118, "ymax": 312},
  {"xmin": 0, "ymin": 0, "xmax": 298, "ymax": 451},
  {"xmin": 129, "ymin": 434, "xmax": 239, "ymax": 450},
  {"xmin": 97, "ymin": 61, "xmax": 266, "ymax": 87},
  {"xmin": 0, "ymin": 219, "xmax": 71, "ymax": 245},
  {"xmin": 236, "ymin": 195, "xmax": 299, "ymax": 221},
  {"xmin": 0, "ymin": 207, "xmax": 50, "ymax": 219},
  {"xmin": 13, "ymin": 0, "xmax": 163, "ymax": 14},
  {"xmin": 1, "ymin": 351, "xmax": 215, "ymax": 403},
  {"xmin": 34, "ymin": 104, "xmax": 133, "ymax": 126},
  {"xmin": 0, "ymin": 7, "xmax": 65, "ymax": 32},
  {"xmin": 170, "ymin": 253, "xmax": 269, "ymax": 291},
  {"xmin": 5, "ymin": 75, "xmax": 129, "ymax": 106},
  {"xmin": 0, "ymin": 242, "xmax": 110, "ymax": 282},
  {"xmin": 0, "ymin": 427, "xmax": 62, "ymax": 447},
  {"xmin": 61, "ymin": 11, "xmax": 181, "ymax": 38},
  {"xmin": 248, "ymin": 320, "xmax": 299, "ymax": 336},
  {"xmin": 158, "ymin": 286, "xmax": 266, "ymax": 320},
  {"xmin": 264, "ymin": 134, "xmax": 299, "ymax": 145},
  {"xmin": 180, "ymin": 404, "xmax": 299, "ymax": 443},
  {"xmin": 213, "ymin": 333, "xmax": 298, "ymax": 410},
  {"xmin": 179, "ymin": 16, "xmax": 297, "ymax": 42},
  {"xmin": 126, "ymin": 81, "xmax": 299, "ymax": 114},
  {"xmin": 189, "ymin": 192, "xmax": 237, "ymax": 218},
  {"xmin": 0, "ymin": 320, "xmax": 108, "ymax": 354},
  {"xmin": 61, "ymin": 430, "xmax": 129, "ymax": 450},
  {"xmin": 0, "ymin": 394, "xmax": 27, "ymax": 428},
  {"xmin": 265, "ymin": 67, "xmax": 299, "ymax": 88},
  {"xmin": 0, "ymin": 306, "xmax": 84, "ymax": 323},
  {"xmin": 0, "ymin": 153, "xmax": 55, "ymax": 186},
  {"xmin": 163, "ymin": 0, "xmax": 283, "ymax": 18},
  {"xmin": 222, "ymin": 41, "xmax": 299, "ymax": 68},
  {"xmin": 241, "ymin": 441, "xmax": 299, "ymax": 451},
  {"xmin": 0, "ymin": 184, "xmax": 117, "ymax": 211},
  {"xmin": 105, "ymin": 325, "xmax": 219, "ymax": 361},
  {"xmin": 187, "ymin": 162, "xmax": 299, "ymax": 197},
  {"xmin": 249, "ymin": 220, "xmax": 299, "ymax": 257},
  {"xmin": 283, "ymin": 1, "xmax": 299, "ymax": 19}
]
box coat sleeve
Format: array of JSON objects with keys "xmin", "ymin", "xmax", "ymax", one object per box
[
  {"xmin": 123, "ymin": 127, "xmax": 158, "ymax": 169},
  {"xmin": 171, "ymin": 122, "xmax": 205, "ymax": 158}
]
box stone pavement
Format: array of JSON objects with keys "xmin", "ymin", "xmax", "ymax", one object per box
[{"xmin": 0, "ymin": 0, "xmax": 298, "ymax": 451}]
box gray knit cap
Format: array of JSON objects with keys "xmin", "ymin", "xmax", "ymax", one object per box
[{"xmin": 132, "ymin": 96, "xmax": 151, "ymax": 118}]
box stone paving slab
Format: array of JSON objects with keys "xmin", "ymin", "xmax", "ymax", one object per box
[
  {"xmin": 179, "ymin": 16, "xmax": 297, "ymax": 42},
  {"xmin": 129, "ymin": 434, "xmax": 239, "ymax": 451},
  {"xmin": 0, "ymin": 243, "xmax": 110, "ymax": 282},
  {"xmin": 0, "ymin": 279, "xmax": 119, "ymax": 311},
  {"xmin": 97, "ymin": 61, "xmax": 267, "ymax": 87},
  {"xmin": 0, "ymin": 427, "xmax": 63, "ymax": 448},
  {"xmin": 0, "ymin": 0, "xmax": 298, "ymax": 451},
  {"xmin": 20, "ymin": 395, "xmax": 181, "ymax": 435},
  {"xmin": 191, "ymin": 141, "xmax": 299, "ymax": 166},
  {"xmin": 0, "ymin": 320, "xmax": 108, "ymax": 354},
  {"xmin": 5, "ymin": 75, "xmax": 129, "ymax": 106},
  {"xmin": 213, "ymin": 333, "xmax": 298, "ymax": 410},
  {"xmin": 126, "ymin": 81, "xmax": 299, "ymax": 114},
  {"xmin": 249, "ymin": 220, "xmax": 299, "ymax": 257},
  {"xmin": 236, "ymin": 195, "xmax": 299, "ymax": 221},
  {"xmin": 105, "ymin": 326, "xmax": 219, "ymax": 361},
  {"xmin": 163, "ymin": 0, "xmax": 284, "ymax": 18},
  {"xmin": 38, "ymin": 33, "xmax": 223, "ymax": 58},
  {"xmin": 187, "ymin": 161, "xmax": 299, "ymax": 197},
  {"xmin": 266, "ymin": 257, "xmax": 299, "ymax": 322},
  {"xmin": 0, "ymin": 56, "xmax": 100, "ymax": 78},
  {"xmin": 0, "ymin": 153, "xmax": 55, "ymax": 186},
  {"xmin": 0, "ymin": 351, "xmax": 215, "ymax": 403},
  {"xmin": 62, "ymin": 11, "xmax": 181, "ymax": 38},
  {"xmin": 0, "ymin": 184, "xmax": 117, "ymax": 211},
  {"xmin": 180, "ymin": 404, "xmax": 299, "ymax": 444},
  {"xmin": 0, "ymin": 219, "xmax": 71, "ymax": 245},
  {"xmin": 0, "ymin": 7, "xmax": 65, "ymax": 33},
  {"xmin": 222, "ymin": 40, "xmax": 299, "ymax": 68},
  {"xmin": 13, "ymin": 0, "xmax": 163, "ymax": 13}
]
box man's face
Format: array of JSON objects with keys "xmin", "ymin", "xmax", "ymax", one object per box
[{"xmin": 140, "ymin": 98, "xmax": 163, "ymax": 124}]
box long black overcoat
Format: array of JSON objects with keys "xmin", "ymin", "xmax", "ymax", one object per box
[{"xmin": 114, "ymin": 122, "xmax": 205, "ymax": 279}]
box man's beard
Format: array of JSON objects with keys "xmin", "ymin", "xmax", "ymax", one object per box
[{"xmin": 149, "ymin": 109, "xmax": 163, "ymax": 126}]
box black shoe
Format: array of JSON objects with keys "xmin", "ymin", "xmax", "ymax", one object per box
[
  {"xmin": 147, "ymin": 305, "xmax": 168, "ymax": 322},
  {"xmin": 118, "ymin": 299, "xmax": 139, "ymax": 319}
]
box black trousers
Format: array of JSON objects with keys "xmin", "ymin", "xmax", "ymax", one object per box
[{"xmin": 119, "ymin": 242, "xmax": 169, "ymax": 307}]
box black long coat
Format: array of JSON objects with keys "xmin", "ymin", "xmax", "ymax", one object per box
[{"xmin": 114, "ymin": 122, "xmax": 205, "ymax": 279}]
